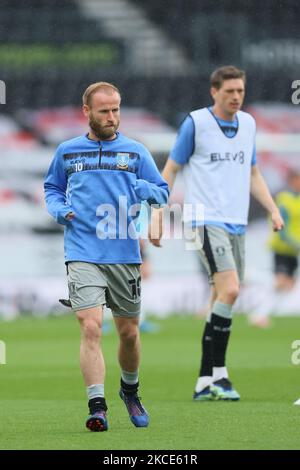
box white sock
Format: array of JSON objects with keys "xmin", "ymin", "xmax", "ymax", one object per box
[
  {"xmin": 121, "ymin": 369, "xmax": 139, "ymax": 385},
  {"xmin": 195, "ymin": 376, "xmax": 212, "ymax": 393},
  {"xmin": 87, "ymin": 383, "xmax": 104, "ymax": 400},
  {"xmin": 212, "ymin": 367, "xmax": 228, "ymax": 382}
]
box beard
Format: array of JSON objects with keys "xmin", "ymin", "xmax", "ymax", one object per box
[{"xmin": 89, "ymin": 114, "xmax": 119, "ymax": 140}]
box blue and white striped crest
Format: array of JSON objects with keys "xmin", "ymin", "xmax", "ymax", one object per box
[{"xmin": 116, "ymin": 152, "xmax": 129, "ymax": 169}]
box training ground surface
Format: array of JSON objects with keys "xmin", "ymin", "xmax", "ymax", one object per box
[{"xmin": 0, "ymin": 314, "xmax": 300, "ymax": 450}]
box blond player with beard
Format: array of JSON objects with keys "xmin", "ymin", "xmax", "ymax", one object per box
[{"xmin": 45, "ymin": 82, "xmax": 168, "ymax": 431}]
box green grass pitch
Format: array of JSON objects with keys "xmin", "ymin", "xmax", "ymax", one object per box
[{"xmin": 0, "ymin": 314, "xmax": 300, "ymax": 450}]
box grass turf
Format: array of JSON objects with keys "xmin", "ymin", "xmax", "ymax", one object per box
[{"xmin": 0, "ymin": 314, "xmax": 300, "ymax": 450}]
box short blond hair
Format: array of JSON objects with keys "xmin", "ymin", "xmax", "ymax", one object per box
[{"xmin": 82, "ymin": 81, "xmax": 121, "ymax": 107}]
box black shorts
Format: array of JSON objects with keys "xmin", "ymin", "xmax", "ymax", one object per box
[{"xmin": 274, "ymin": 253, "xmax": 298, "ymax": 277}]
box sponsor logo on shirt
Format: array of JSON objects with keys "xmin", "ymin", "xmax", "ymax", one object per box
[{"xmin": 210, "ymin": 151, "xmax": 244, "ymax": 164}]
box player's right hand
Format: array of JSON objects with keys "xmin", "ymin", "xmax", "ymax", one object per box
[
  {"xmin": 271, "ymin": 209, "xmax": 284, "ymax": 232},
  {"xmin": 148, "ymin": 230, "xmax": 162, "ymax": 247},
  {"xmin": 148, "ymin": 208, "xmax": 163, "ymax": 247}
]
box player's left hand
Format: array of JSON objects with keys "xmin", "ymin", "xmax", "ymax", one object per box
[
  {"xmin": 65, "ymin": 211, "xmax": 75, "ymax": 221},
  {"xmin": 134, "ymin": 179, "xmax": 152, "ymax": 201},
  {"xmin": 271, "ymin": 209, "xmax": 284, "ymax": 231}
]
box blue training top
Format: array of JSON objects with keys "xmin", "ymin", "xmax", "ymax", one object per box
[
  {"xmin": 44, "ymin": 132, "xmax": 169, "ymax": 264},
  {"xmin": 170, "ymin": 109, "xmax": 257, "ymax": 235}
]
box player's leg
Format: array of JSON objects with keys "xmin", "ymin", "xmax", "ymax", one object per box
[
  {"xmin": 114, "ymin": 315, "xmax": 140, "ymax": 373},
  {"xmin": 208, "ymin": 232, "xmax": 245, "ymax": 399},
  {"xmin": 274, "ymin": 254, "xmax": 297, "ymax": 291},
  {"xmin": 195, "ymin": 271, "xmax": 240, "ymax": 400},
  {"xmin": 272, "ymin": 262, "xmax": 297, "ymax": 324},
  {"xmin": 76, "ymin": 306, "xmax": 105, "ymax": 387},
  {"xmin": 194, "ymin": 286, "xmax": 217, "ymax": 400},
  {"xmin": 273, "ymin": 254, "xmax": 298, "ymax": 325},
  {"xmin": 105, "ymin": 263, "xmax": 149, "ymax": 427},
  {"xmin": 67, "ymin": 262, "xmax": 108, "ymax": 431},
  {"xmin": 249, "ymin": 253, "xmax": 297, "ymax": 328},
  {"xmin": 114, "ymin": 316, "xmax": 149, "ymax": 428},
  {"xmin": 250, "ymin": 253, "xmax": 298, "ymax": 328},
  {"xmin": 76, "ymin": 306, "xmax": 108, "ymax": 431},
  {"xmin": 193, "ymin": 226, "xmax": 240, "ymax": 401},
  {"xmin": 209, "ymin": 269, "xmax": 240, "ymax": 400}
]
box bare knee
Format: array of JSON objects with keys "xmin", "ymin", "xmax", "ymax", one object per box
[
  {"xmin": 118, "ymin": 324, "xmax": 139, "ymax": 346},
  {"xmin": 214, "ymin": 271, "xmax": 240, "ymax": 306},
  {"xmin": 77, "ymin": 315, "xmax": 102, "ymax": 343},
  {"xmin": 219, "ymin": 285, "xmax": 240, "ymax": 305}
]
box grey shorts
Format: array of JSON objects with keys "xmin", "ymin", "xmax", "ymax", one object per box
[
  {"xmin": 67, "ymin": 262, "xmax": 141, "ymax": 317},
  {"xmin": 196, "ymin": 225, "xmax": 245, "ymax": 284}
]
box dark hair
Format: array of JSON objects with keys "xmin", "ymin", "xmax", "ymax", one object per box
[{"xmin": 210, "ymin": 65, "xmax": 246, "ymax": 89}]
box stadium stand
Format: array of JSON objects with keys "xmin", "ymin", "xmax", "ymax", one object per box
[{"xmin": 0, "ymin": 0, "xmax": 299, "ymax": 124}]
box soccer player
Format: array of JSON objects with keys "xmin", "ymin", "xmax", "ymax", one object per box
[
  {"xmin": 250, "ymin": 170, "xmax": 300, "ymax": 328},
  {"xmin": 44, "ymin": 82, "xmax": 168, "ymax": 431},
  {"xmin": 270, "ymin": 170, "xmax": 300, "ymax": 290},
  {"xmin": 149, "ymin": 66, "xmax": 283, "ymax": 401}
]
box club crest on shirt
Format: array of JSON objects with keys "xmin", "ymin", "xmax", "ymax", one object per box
[{"xmin": 116, "ymin": 153, "xmax": 130, "ymax": 169}]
